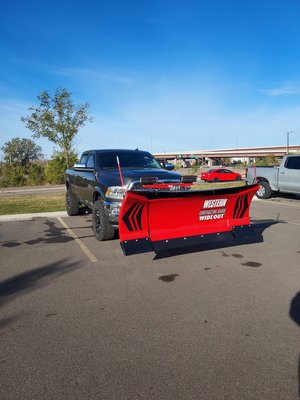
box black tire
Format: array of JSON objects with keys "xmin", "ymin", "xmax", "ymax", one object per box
[
  {"xmin": 235, "ymin": 176, "xmax": 242, "ymax": 181},
  {"xmin": 66, "ymin": 188, "xmax": 80, "ymax": 216},
  {"xmin": 213, "ymin": 178, "xmax": 219, "ymax": 182},
  {"xmin": 92, "ymin": 200, "xmax": 115, "ymax": 241},
  {"xmin": 256, "ymin": 181, "xmax": 272, "ymax": 199}
]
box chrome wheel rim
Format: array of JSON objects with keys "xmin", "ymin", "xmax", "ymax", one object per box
[
  {"xmin": 66, "ymin": 192, "xmax": 71, "ymax": 209},
  {"xmin": 257, "ymin": 185, "xmax": 265, "ymax": 197},
  {"xmin": 94, "ymin": 209, "xmax": 101, "ymax": 232}
]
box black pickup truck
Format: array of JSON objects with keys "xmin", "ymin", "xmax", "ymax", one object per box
[{"xmin": 65, "ymin": 149, "xmax": 182, "ymax": 240}]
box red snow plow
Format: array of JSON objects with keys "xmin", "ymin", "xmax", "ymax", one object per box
[{"xmin": 119, "ymin": 181, "xmax": 259, "ymax": 255}]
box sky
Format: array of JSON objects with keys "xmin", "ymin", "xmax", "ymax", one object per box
[{"xmin": 1, "ymin": 0, "xmax": 300, "ymax": 159}]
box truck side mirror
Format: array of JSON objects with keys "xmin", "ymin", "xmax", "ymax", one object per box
[
  {"xmin": 73, "ymin": 163, "xmax": 95, "ymax": 172},
  {"xmin": 74, "ymin": 162, "xmax": 86, "ymax": 170}
]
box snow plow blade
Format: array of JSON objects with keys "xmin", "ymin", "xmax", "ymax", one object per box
[{"xmin": 119, "ymin": 184, "xmax": 259, "ymax": 255}]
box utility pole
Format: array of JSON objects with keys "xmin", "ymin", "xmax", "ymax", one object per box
[{"xmin": 286, "ymin": 130, "xmax": 294, "ymax": 154}]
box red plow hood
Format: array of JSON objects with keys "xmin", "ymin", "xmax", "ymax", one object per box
[{"xmin": 119, "ymin": 184, "xmax": 259, "ymax": 255}]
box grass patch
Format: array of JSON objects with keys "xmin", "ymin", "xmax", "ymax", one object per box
[
  {"xmin": 191, "ymin": 181, "xmax": 246, "ymax": 190},
  {"xmin": 0, "ymin": 193, "xmax": 66, "ymax": 215}
]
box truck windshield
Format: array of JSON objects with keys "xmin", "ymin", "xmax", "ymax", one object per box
[{"xmin": 98, "ymin": 152, "xmax": 162, "ymax": 170}]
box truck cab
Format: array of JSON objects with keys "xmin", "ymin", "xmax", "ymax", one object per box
[
  {"xmin": 278, "ymin": 155, "xmax": 300, "ymax": 194},
  {"xmin": 65, "ymin": 149, "xmax": 182, "ymax": 240}
]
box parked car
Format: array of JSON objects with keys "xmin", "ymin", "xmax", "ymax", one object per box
[{"xmin": 201, "ymin": 168, "xmax": 242, "ymax": 182}]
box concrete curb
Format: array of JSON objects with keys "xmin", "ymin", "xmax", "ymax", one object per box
[
  {"xmin": 0, "ymin": 211, "xmax": 68, "ymax": 222},
  {"xmin": 0, "ymin": 186, "xmax": 65, "ymax": 195}
]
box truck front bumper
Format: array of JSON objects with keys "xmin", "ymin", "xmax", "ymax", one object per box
[{"xmin": 103, "ymin": 200, "xmax": 122, "ymax": 228}]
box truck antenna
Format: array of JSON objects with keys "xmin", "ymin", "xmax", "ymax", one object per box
[{"xmin": 116, "ymin": 156, "xmax": 125, "ymax": 187}]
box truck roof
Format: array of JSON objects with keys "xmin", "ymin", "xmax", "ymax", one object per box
[{"xmin": 83, "ymin": 149, "xmax": 147, "ymax": 153}]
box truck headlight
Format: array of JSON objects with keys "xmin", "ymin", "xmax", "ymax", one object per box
[{"xmin": 105, "ymin": 186, "xmax": 126, "ymax": 200}]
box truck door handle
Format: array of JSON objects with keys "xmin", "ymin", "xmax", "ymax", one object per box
[{"xmin": 280, "ymin": 171, "xmax": 285, "ymax": 174}]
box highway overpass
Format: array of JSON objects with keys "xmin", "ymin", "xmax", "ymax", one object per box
[{"xmin": 153, "ymin": 145, "xmax": 300, "ymax": 164}]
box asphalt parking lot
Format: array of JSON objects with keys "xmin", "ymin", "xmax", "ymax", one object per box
[{"xmin": 0, "ymin": 196, "xmax": 300, "ymax": 400}]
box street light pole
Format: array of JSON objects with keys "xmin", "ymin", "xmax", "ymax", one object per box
[{"xmin": 286, "ymin": 130, "xmax": 294, "ymax": 154}]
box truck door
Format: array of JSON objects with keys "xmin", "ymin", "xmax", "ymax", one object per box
[
  {"xmin": 71, "ymin": 153, "xmax": 88, "ymax": 199},
  {"xmin": 75, "ymin": 152, "xmax": 95, "ymax": 205},
  {"xmin": 73, "ymin": 153, "xmax": 88, "ymax": 200},
  {"xmin": 84, "ymin": 153, "xmax": 96, "ymax": 205},
  {"xmin": 278, "ymin": 156, "xmax": 300, "ymax": 194}
]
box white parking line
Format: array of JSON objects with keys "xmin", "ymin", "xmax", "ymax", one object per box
[{"xmin": 57, "ymin": 217, "xmax": 98, "ymax": 263}]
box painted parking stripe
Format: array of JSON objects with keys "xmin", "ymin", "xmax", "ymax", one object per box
[{"xmin": 57, "ymin": 217, "xmax": 98, "ymax": 263}]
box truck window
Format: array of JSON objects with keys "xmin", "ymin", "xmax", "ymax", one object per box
[
  {"xmin": 86, "ymin": 154, "xmax": 95, "ymax": 168},
  {"xmin": 80, "ymin": 154, "xmax": 88, "ymax": 165},
  {"xmin": 285, "ymin": 157, "xmax": 300, "ymax": 170},
  {"xmin": 98, "ymin": 152, "xmax": 161, "ymax": 170}
]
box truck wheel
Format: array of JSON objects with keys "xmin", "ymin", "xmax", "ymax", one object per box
[
  {"xmin": 256, "ymin": 181, "xmax": 272, "ymax": 199},
  {"xmin": 66, "ymin": 189, "xmax": 80, "ymax": 216},
  {"xmin": 92, "ymin": 200, "xmax": 115, "ymax": 241}
]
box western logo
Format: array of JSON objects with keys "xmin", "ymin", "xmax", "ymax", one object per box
[{"xmin": 203, "ymin": 198, "xmax": 227, "ymax": 208}]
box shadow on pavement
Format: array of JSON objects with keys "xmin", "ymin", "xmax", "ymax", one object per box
[
  {"xmin": 0, "ymin": 258, "xmax": 81, "ymax": 308},
  {"xmin": 1, "ymin": 219, "xmax": 94, "ymax": 248},
  {"xmin": 290, "ymin": 292, "xmax": 300, "ymax": 327},
  {"xmin": 0, "ymin": 314, "xmax": 23, "ymax": 329},
  {"xmin": 154, "ymin": 219, "xmax": 280, "ymax": 260},
  {"xmin": 270, "ymin": 192, "xmax": 300, "ymax": 201},
  {"xmin": 289, "ymin": 291, "xmax": 300, "ymax": 398}
]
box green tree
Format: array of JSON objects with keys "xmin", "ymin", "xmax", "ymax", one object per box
[
  {"xmin": 45, "ymin": 152, "xmax": 78, "ymax": 184},
  {"xmin": 0, "ymin": 164, "xmax": 26, "ymax": 187},
  {"xmin": 1, "ymin": 137, "xmax": 43, "ymax": 172},
  {"xmin": 21, "ymin": 88, "xmax": 93, "ymax": 167},
  {"xmin": 255, "ymin": 155, "xmax": 279, "ymax": 166},
  {"xmin": 27, "ymin": 163, "xmax": 46, "ymax": 185}
]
